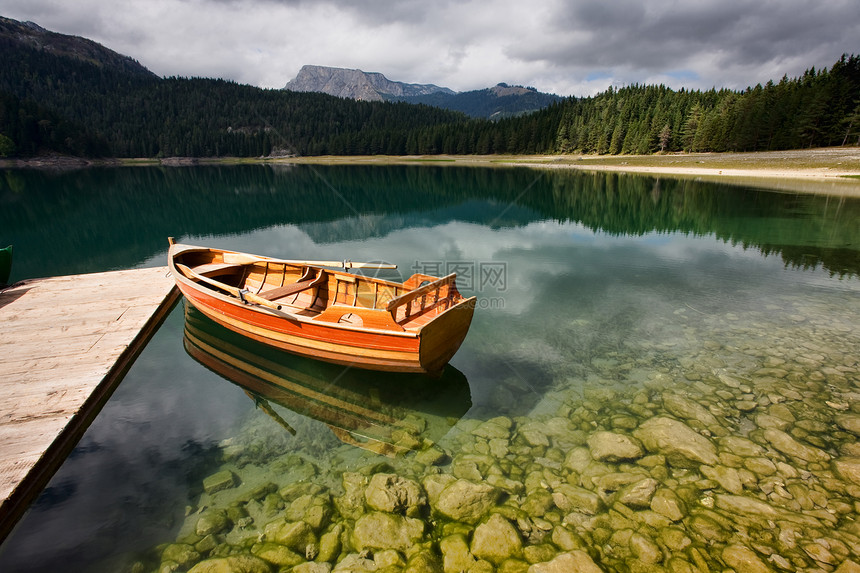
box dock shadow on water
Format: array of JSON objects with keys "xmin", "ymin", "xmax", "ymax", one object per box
[{"xmin": 1, "ymin": 165, "xmax": 859, "ymax": 572}]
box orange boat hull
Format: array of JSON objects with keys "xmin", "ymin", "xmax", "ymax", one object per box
[{"xmin": 169, "ymin": 242, "xmax": 475, "ymax": 373}]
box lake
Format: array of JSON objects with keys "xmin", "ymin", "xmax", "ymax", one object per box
[{"xmin": 1, "ymin": 164, "xmax": 859, "ymax": 572}]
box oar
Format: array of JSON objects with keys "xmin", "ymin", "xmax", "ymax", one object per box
[
  {"xmin": 244, "ymin": 391, "xmax": 297, "ymax": 436},
  {"xmin": 176, "ymin": 263, "xmax": 285, "ymax": 311},
  {"xmin": 221, "ymin": 252, "xmax": 397, "ymax": 270}
]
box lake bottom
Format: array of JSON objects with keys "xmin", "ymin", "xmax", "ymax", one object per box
[{"xmin": 133, "ymin": 284, "xmax": 860, "ymax": 573}]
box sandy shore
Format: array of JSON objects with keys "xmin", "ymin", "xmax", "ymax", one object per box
[
  {"xmin": 3, "ymin": 148, "xmax": 859, "ymax": 196},
  {"xmin": 283, "ymin": 147, "xmax": 860, "ymax": 197}
]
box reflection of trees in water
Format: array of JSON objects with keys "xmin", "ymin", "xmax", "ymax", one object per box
[{"xmin": 2, "ymin": 165, "xmax": 858, "ymax": 279}]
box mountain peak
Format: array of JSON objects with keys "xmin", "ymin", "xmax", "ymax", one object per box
[{"xmin": 283, "ymin": 65, "xmax": 455, "ymax": 101}]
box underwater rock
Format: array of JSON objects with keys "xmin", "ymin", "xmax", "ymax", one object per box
[
  {"xmin": 286, "ymin": 494, "xmax": 333, "ymax": 532},
  {"xmin": 833, "ymin": 458, "xmax": 860, "ymax": 485},
  {"xmin": 267, "ymin": 520, "xmax": 318, "ymax": 553},
  {"xmin": 473, "ymin": 417, "xmax": 513, "ymax": 440},
  {"xmin": 294, "ymin": 563, "xmax": 333, "ymax": 573},
  {"xmin": 701, "ymin": 465, "xmax": 743, "ymax": 494},
  {"xmin": 316, "ymin": 524, "xmax": 343, "ymax": 563},
  {"xmin": 280, "ymin": 482, "xmax": 327, "ymax": 502},
  {"xmin": 613, "ymin": 477, "xmax": 658, "ymax": 508},
  {"xmin": 518, "ymin": 422, "xmax": 550, "ymax": 448},
  {"xmin": 762, "ymin": 428, "xmax": 831, "ymax": 463},
  {"xmin": 196, "ymin": 509, "xmax": 231, "ymax": 537},
  {"xmin": 415, "ymin": 446, "xmax": 448, "ymax": 466},
  {"xmin": 586, "ymin": 431, "xmax": 643, "ymax": 462},
  {"xmin": 332, "ymin": 553, "xmax": 377, "ymax": 572},
  {"xmin": 262, "ymin": 493, "xmax": 284, "ymax": 517},
  {"xmin": 335, "ymin": 473, "xmax": 369, "ymax": 521},
  {"xmin": 203, "ymin": 470, "xmax": 239, "ymax": 496},
  {"xmin": 835, "ymin": 414, "xmax": 860, "ymax": 436},
  {"xmin": 650, "ymin": 488, "xmax": 686, "ymax": 521},
  {"xmin": 659, "ymin": 527, "xmax": 692, "ymax": 552},
  {"xmin": 563, "ymin": 447, "xmax": 592, "ymax": 474},
  {"xmin": 551, "ymin": 484, "xmax": 602, "ymax": 515},
  {"xmin": 187, "ymin": 554, "xmax": 271, "ymax": 573},
  {"xmin": 422, "ymin": 474, "xmax": 457, "ymax": 507},
  {"xmin": 374, "ymin": 549, "xmax": 406, "ymax": 569},
  {"xmin": 743, "ymin": 456, "xmax": 777, "ymax": 476},
  {"xmin": 633, "ymin": 416, "xmax": 718, "ymax": 467},
  {"xmin": 161, "ymin": 544, "xmax": 201, "ymax": 569},
  {"xmin": 803, "ymin": 542, "xmax": 837, "ymax": 566},
  {"xmin": 441, "ymin": 533, "xmax": 476, "ymax": 573},
  {"xmin": 719, "ymin": 436, "xmax": 765, "ymax": 457},
  {"xmin": 471, "ymin": 514, "xmax": 523, "ymax": 565},
  {"xmin": 662, "ymin": 394, "xmax": 720, "ymax": 427},
  {"xmin": 523, "ymin": 544, "xmax": 558, "ymax": 565},
  {"xmin": 714, "ymin": 494, "xmax": 822, "ymax": 528},
  {"xmin": 404, "ymin": 550, "xmax": 443, "ymax": 573},
  {"xmin": 721, "ymin": 545, "xmax": 772, "ymax": 573},
  {"xmin": 520, "ymin": 490, "xmax": 555, "ymax": 518},
  {"xmin": 527, "ymin": 550, "xmax": 603, "ymax": 573},
  {"xmin": 365, "ymin": 473, "xmax": 427, "ymax": 517},
  {"xmin": 629, "ymin": 532, "xmax": 661, "ymax": 564},
  {"xmin": 194, "ymin": 534, "xmax": 220, "ymax": 555},
  {"xmin": 689, "ymin": 513, "xmax": 731, "ymax": 543},
  {"xmin": 352, "ymin": 511, "xmax": 424, "ymax": 551},
  {"xmin": 835, "ymin": 559, "xmax": 860, "ymax": 573},
  {"xmin": 433, "ymin": 479, "xmax": 501, "ymax": 524},
  {"xmin": 251, "ymin": 542, "xmax": 304, "ymax": 567}
]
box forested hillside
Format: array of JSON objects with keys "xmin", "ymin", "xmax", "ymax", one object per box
[
  {"xmin": 0, "ymin": 30, "xmax": 468, "ymax": 158},
  {"xmin": 0, "ymin": 14, "xmax": 857, "ymax": 158},
  {"xmin": 555, "ymin": 55, "xmax": 860, "ymax": 155}
]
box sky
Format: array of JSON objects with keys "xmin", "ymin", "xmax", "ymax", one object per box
[{"xmin": 1, "ymin": 0, "xmax": 857, "ymax": 96}]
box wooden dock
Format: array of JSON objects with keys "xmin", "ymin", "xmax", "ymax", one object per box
[{"xmin": 0, "ymin": 267, "xmax": 179, "ymax": 542}]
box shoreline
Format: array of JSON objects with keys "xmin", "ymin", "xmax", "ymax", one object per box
[{"xmin": 2, "ymin": 148, "xmax": 859, "ymax": 197}]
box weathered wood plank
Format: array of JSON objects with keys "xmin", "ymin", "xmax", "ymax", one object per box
[{"xmin": 0, "ymin": 266, "xmax": 179, "ymax": 542}]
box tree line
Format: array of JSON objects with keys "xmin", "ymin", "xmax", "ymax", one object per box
[
  {"xmin": 0, "ymin": 34, "xmax": 857, "ymax": 159},
  {"xmin": 555, "ymin": 54, "xmax": 860, "ymax": 154}
]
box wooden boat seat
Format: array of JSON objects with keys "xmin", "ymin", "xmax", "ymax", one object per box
[
  {"xmin": 259, "ymin": 271, "xmax": 327, "ymax": 302},
  {"xmin": 192, "ymin": 262, "xmax": 244, "ymax": 277}
]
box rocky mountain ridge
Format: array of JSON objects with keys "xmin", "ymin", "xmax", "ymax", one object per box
[
  {"xmin": 283, "ymin": 65, "xmax": 454, "ymax": 102},
  {"xmin": 282, "ymin": 65, "xmax": 562, "ymax": 118}
]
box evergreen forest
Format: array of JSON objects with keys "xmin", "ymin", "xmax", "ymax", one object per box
[{"xmin": 0, "ymin": 25, "xmax": 858, "ymax": 159}]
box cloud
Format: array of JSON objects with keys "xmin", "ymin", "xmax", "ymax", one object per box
[{"xmin": 0, "ymin": 0, "xmax": 857, "ymax": 95}]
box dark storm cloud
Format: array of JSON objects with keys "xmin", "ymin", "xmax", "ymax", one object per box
[
  {"xmin": 0, "ymin": 0, "xmax": 856, "ymax": 94},
  {"xmin": 510, "ymin": 0, "xmax": 859, "ymax": 90}
]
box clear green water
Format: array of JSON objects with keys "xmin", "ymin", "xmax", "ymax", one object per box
[{"xmin": 0, "ymin": 165, "xmax": 859, "ymax": 572}]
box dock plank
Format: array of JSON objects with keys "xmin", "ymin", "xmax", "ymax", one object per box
[{"xmin": 0, "ymin": 266, "xmax": 178, "ymax": 542}]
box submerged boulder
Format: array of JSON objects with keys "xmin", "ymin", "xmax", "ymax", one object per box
[
  {"xmin": 353, "ymin": 511, "xmax": 424, "ymax": 551},
  {"xmin": 586, "ymin": 431, "xmax": 644, "ymax": 462},
  {"xmin": 633, "ymin": 416, "xmax": 718, "ymax": 467},
  {"xmin": 196, "ymin": 509, "xmax": 231, "ymax": 537},
  {"xmin": 433, "ymin": 479, "xmax": 501, "ymax": 524},
  {"xmin": 251, "ymin": 542, "xmax": 304, "ymax": 567},
  {"xmin": 203, "ymin": 470, "xmax": 239, "ymax": 495},
  {"xmin": 527, "ymin": 551, "xmax": 603, "ymax": 573},
  {"xmin": 187, "ymin": 555, "xmax": 271, "ymax": 573},
  {"xmin": 162, "ymin": 544, "xmax": 201, "ymax": 569},
  {"xmin": 762, "ymin": 429, "xmax": 830, "ymax": 463},
  {"xmin": 470, "ymin": 514, "xmax": 523, "ymax": 564},
  {"xmin": 365, "ymin": 473, "xmax": 427, "ymax": 516},
  {"xmin": 721, "ymin": 545, "xmax": 772, "ymax": 573}
]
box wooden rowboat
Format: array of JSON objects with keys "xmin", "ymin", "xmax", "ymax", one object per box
[
  {"xmin": 167, "ymin": 239, "xmax": 476, "ymax": 373},
  {"xmin": 182, "ymin": 304, "xmax": 471, "ymax": 457}
]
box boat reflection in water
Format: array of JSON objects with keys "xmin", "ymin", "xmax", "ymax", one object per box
[{"xmin": 182, "ymin": 304, "xmax": 472, "ymax": 457}]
